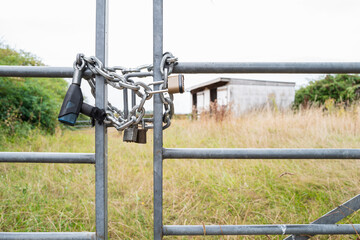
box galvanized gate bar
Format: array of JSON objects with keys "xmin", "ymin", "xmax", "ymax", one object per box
[
  {"xmin": 2, "ymin": 62, "xmax": 360, "ymax": 78},
  {"xmin": 95, "ymin": 0, "xmax": 109, "ymax": 239},
  {"xmin": 153, "ymin": 0, "xmax": 164, "ymax": 239},
  {"xmin": 0, "ymin": 232, "xmax": 96, "ymax": 240},
  {"xmin": 0, "ymin": 66, "xmax": 93, "ymax": 78},
  {"xmin": 0, "ymin": 152, "xmax": 95, "ymax": 164},
  {"xmin": 284, "ymin": 194, "xmax": 360, "ymax": 240},
  {"xmin": 163, "ymin": 224, "xmax": 360, "ymax": 236},
  {"xmin": 163, "ymin": 148, "xmax": 360, "ymax": 159},
  {"xmin": 172, "ymin": 62, "xmax": 360, "ymax": 74}
]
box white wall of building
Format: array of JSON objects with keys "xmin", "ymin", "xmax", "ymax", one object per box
[
  {"xmin": 204, "ymin": 89, "xmax": 210, "ymax": 111},
  {"xmin": 229, "ymin": 84, "xmax": 295, "ymax": 115},
  {"xmin": 197, "ymin": 89, "xmax": 211, "ymax": 112},
  {"xmin": 217, "ymin": 86, "xmax": 228, "ymax": 106},
  {"xmin": 193, "ymin": 79, "xmax": 295, "ymax": 115},
  {"xmin": 196, "ymin": 92, "xmax": 204, "ymax": 111}
]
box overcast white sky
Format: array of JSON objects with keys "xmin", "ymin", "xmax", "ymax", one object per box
[{"xmin": 1, "ymin": 0, "xmax": 360, "ymax": 113}]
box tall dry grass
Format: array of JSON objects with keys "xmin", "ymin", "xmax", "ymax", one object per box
[{"xmin": 1, "ymin": 107, "xmax": 360, "ymax": 239}]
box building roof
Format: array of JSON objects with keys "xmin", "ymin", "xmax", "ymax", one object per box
[{"xmin": 187, "ymin": 77, "xmax": 296, "ymax": 94}]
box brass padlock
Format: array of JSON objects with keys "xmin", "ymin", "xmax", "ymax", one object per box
[
  {"xmin": 136, "ymin": 128, "xmax": 148, "ymax": 144},
  {"xmin": 168, "ymin": 74, "xmax": 184, "ymax": 94},
  {"xmin": 149, "ymin": 74, "xmax": 185, "ymax": 95},
  {"xmin": 123, "ymin": 126, "xmax": 138, "ymax": 142}
]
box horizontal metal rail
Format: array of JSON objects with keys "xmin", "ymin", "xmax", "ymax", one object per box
[
  {"xmin": 0, "ymin": 232, "xmax": 96, "ymax": 240},
  {"xmin": 0, "ymin": 66, "xmax": 93, "ymax": 78},
  {"xmin": 172, "ymin": 62, "xmax": 360, "ymax": 74},
  {"xmin": 163, "ymin": 148, "xmax": 360, "ymax": 159},
  {"xmin": 1, "ymin": 62, "xmax": 360, "ymax": 78},
  {"xmin": 0, "ymin": 152, "xmax": 95, "ymax": 164},
  {"xmin": 163, "ymin": 224, "xmax": 360, "ymax": 236}
]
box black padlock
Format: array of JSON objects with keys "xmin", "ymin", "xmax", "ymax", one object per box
[
  {"xmin": 136, "ymin": 128, "xmax": 148, "ymax": 144},
  {"xmin": 58, "ymin": 54, "xmax": 86, "ymax": 126},
  {"xmin": 58, "ymin": 67, "xmax": 84, "ymax": 126}
]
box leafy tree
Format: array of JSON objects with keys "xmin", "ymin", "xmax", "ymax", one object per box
[
  {"xmin": 0, "ymin": 43, "xmax": 68, "ymax": 134},
  {"xmin": 294, "ymin": 74, "xmax": 360, "ymax": 109}
]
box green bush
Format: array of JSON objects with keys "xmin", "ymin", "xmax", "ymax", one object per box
[
  {"xmin": 294, "ymin": 74, "xmax": 360, "ymax": 109},
  {"xmin": 0, "ymin": 43, "xmax": 68, "ymax": 135}
]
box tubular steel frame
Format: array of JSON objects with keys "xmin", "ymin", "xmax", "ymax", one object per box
[
  {"xmin": 0, "ymin": 0, "xmax": 360, "ymax": 239},
  {"xmin": 152, "ymin": 0, "xmax": 360, "ymax": 240},
  {"xmin": 0, "ymin": 0, "xmax": 108, "ymax": 239}
]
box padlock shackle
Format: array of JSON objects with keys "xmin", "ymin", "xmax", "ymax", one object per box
[
  {"xmin": 72, "ymin": 67, "xmax": 84, "ymax": 86},
  {"xmin": 178, "ymin": 74, "xmax": 184, "ymax": 93}
]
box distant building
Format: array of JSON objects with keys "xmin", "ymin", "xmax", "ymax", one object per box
[{"xmin": 188, "ymin": 78, "xmax": 296, "ymax": 115}]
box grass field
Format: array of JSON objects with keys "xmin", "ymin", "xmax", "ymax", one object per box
[{"xmin": 1, "ymin": 108, "xmax": 360, "ymax": 239}]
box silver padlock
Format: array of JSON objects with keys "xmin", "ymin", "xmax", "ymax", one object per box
[{"xmin": 123, "ymin": 126, "xmax": 138, "ymax": 142}]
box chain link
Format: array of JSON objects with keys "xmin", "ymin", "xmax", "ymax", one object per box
[{"xmin": 77, "ymin": 53, "xmax": 178, "ymax": 131}]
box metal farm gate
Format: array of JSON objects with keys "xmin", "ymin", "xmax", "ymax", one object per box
[{"xmin": 1, "ymin": 0, "xmax": 360, "ymax": 239}]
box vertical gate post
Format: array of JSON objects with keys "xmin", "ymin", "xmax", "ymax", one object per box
[
  {"xmin": 153, "ymin": 0, "xmax": 164, "ymax": 239},
  {"xmin": 95, "ymin": 0, "xmax": 109, "ymax": 239}
]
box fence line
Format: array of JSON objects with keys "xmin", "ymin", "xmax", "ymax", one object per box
[{"xmin": 0, "ymin": 0, "xmax": 359, "ymax": 239}]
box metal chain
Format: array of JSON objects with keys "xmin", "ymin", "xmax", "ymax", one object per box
[{"xmin": 76, "ymin": 53, "xmax": 177, "ymax": 131}]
